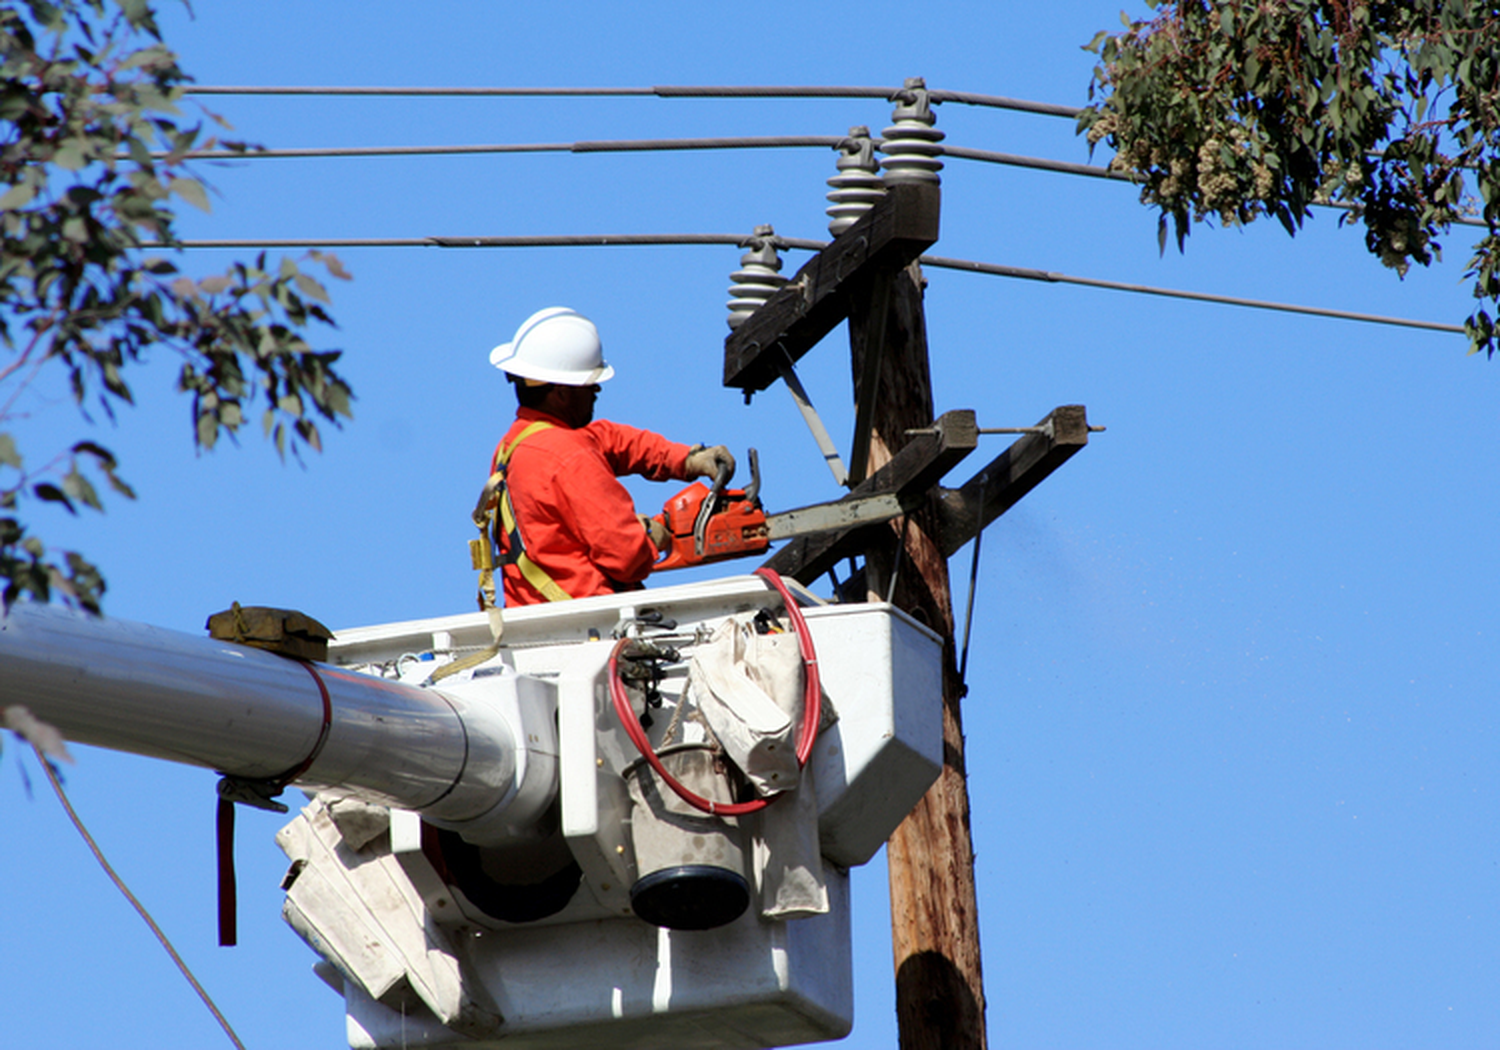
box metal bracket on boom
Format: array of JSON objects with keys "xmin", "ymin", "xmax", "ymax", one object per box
[{"xmin": 218, "ymin": 775, "xmax": 291, "ymax": 813}]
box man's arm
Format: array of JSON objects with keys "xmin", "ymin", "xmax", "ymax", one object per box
[
  {"xmin": 555, "ymin": 446, "xmax": 662, "ymax": 585},
  {"xmin": 588, "ymin": 421, "xmax": 734, "ymax": 483}
]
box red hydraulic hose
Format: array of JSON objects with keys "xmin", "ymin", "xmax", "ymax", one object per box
[{"xmin": 609, "ymin": 568, "xmax": 821, "ymax": 816}]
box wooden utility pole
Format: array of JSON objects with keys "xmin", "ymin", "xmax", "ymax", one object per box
[
  {"xmin": 725, "ymin": 166, "xmax": 1091, "ymax": 1050},
  {"xmin": 849, "ymin": 259, "xmax": 986, "ymax": 1050}
]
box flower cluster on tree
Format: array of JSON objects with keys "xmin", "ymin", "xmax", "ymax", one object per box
[
  {"xmin": 1078, "ymin": 0, "xmax": 1500, "ymax": 356},
  {"xmin": 0, "ymin": 0, "xmax": 353, "ymax": 611}
]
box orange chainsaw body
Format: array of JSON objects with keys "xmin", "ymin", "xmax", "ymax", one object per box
[{"xmin": 653, "ymin": 481, "xmax": 771, "ymax": 571}]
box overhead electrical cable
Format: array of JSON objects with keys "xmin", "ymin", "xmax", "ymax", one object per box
[
  {"xmin": 164, "ymin": 136, "xmax": 843, "ymax": 161},
  {"xmin": 35, "ymin": 749, "xmax": 247, "ymax": 1050},
  {"xmin": 160, "ymin": 137, "xmax": 1490, "ymax": 230},
  {"xmin": 919, "ymin": 255, "xmax": 1466, "ymax": 334},
  {"xmin": 158, "ymin": 235, "xmax": 1463, "ymax": 336},
  {"xmin": 186, "ymin": 84, "xmax": 1085, "ymax": 118}
]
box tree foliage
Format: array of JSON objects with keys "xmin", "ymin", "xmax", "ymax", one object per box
[
  {"xmin": 0, "ymin": 0, "xmax": 353, "ymax": 611},
  {"xmin": 1078, "ymin": 0, "xmax": 1500, "ymax": 356}
]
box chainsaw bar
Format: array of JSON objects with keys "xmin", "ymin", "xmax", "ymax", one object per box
[
  {"xmin": 653, "ymin": 450, "xmax": 914, "ymax": 572},
  {"xmin": 764, "ymin": 492, "xmax": 906, "ymax": 540}
]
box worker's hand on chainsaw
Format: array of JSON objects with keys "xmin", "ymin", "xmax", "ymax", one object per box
[
  {"xmin": 638, "ymin": 514, "xmax": 672, "ymax": 553},
  {"xmin": 685, "ymin": 444, "xmax": 735, "ymax": 483}
]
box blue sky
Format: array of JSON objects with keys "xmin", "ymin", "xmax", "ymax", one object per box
[{"xmin": 2, "ymin": 2, "xmax": 1495, "ymax": 1049}]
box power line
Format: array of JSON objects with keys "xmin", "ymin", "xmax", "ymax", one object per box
[
  {"xmin": 178, "ymin": 83, "xmax": 1493, "ymax": 231},
  {"xmin": 944, "ymin": 144, "xmax": 1132, "ymax": 182},
  {"xmin": 163, "ymin": 136, "xmax": 1491, "ymax": 231},
  {"xmin": 945, "ymin": 146, "xmax": 1491, "ymax": 229},
  {"xmin": 159, "ymin": 235, "xmax": 1463, "ymax": 337},
  {"xmin": 167, "ymin": 139, "xmax": 1112, "ymax": 177},
  {"xmin": 35, "ymin": 747, "xmax": 247, "ymax": 1050},
  {"xmin": 186, "ymin": 83, "xmax": 1084, "ymax": 118},
  {"xmin": 919, "ymin": 255, "xmax": 1466, "ymax": 334},
  {"xmin": 169, "ymin": 136, "xmax": 842, "ymax": 161}
]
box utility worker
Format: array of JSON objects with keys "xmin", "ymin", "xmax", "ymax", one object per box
[{"xmin": 486, "ymin": 307, "xmax": 736, "ymax": 606}]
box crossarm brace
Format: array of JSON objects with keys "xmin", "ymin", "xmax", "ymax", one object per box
[
  {"xmin": 762, "ymin": 408, "xmax": 977, "ymax": 583},
  {"xmin": 936, "ymin": 405, "xmax": 1091, "ymax": 558}
]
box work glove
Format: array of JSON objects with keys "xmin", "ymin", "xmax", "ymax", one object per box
[
  {"xmin": 638, "ymin": 514, "xmax": 672, "ymax": 554},
  {"xmin": 685, "ymin": 444, "xmax": 736, "ymax": 484}
]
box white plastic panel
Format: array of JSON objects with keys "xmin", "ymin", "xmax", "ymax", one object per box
[
  {"xmin": 345, "ymin": 870, "xmax": 853, "ymax": 1049},
  {"xmin": 321, "ymin": 575, "xmax": 941, "ymax": 1049},
  {"xmin": 801, "ymin": 602, "xmax": 944, "ymax": 868},
  {"xmin": 328, "ymin": 574, "xmax": 944, "ymax": 872}
]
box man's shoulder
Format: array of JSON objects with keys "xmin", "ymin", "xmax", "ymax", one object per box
[
  {"xmin": 506, "ymin": 416, "xmax": 603, "ymax": 462},
  {"xmin": 581, "ymin": 417, "xmax": 654, "ymax": 444}
]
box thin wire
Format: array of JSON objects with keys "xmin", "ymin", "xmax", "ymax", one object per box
[
  {"xmin": 920, "ymin": 254, "xmax": 1468, "ymax": 334},
  {"xmin": 957, "ymin": 474, "xmax": 987, "ymax": 693},
  {"xmin": 158, "ymin": 234, "xmax": 1465, "ymax": 336},
  {"xmin": 945, "ymin": 144, "xmax": 1134, "ymax": 182},
  {"xmin": 186, "ymin": 83, "xmax": 1083, "ymax": 117},
  {"xmin": 165, "ymin": 135, "xmax": 841, "ymax": 161},
  {"xmin": 158, "ymin": 133, "xmax": 1491, "ymax": 232},
  {"xmin": 945, "ymin": 145, "xmax": 1492, "ymax": 229},
  {"xmin": 190, "ymin": 85, "xmax": 659, "ymax": 97},
  {"xmin": 886, "ymin": 513, "xmax": 911, "ymax": 605},
  {"xmin": 168, "ymin": 234, "xmax": 761, "ymax": 249},
  {"xmin": 35, "ymin": 746, "xmax": 248, "ymax": 1050}
]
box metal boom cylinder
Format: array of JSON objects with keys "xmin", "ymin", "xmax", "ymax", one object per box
[{"xmin": 0, "ymin": 603, "xmax": 523, "ymax": 830}]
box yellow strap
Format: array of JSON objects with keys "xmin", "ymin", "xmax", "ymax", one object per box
[
  {"xmin": 517, "ymin": 553, "xmax": 572, "ymax": 602},
  {"xmin": 434, "ymin": 422, "xmax": 570, "ymax": 683},
  {"xmin": 499, "ymin": 420, "xmax": 556, "ymax": 466},
  {"xmin": 495, "ymin": 420, "xmax": 574, "ymax": 603}
]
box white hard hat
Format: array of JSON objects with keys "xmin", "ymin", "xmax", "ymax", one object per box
[{"xmin": 489, "ymin": 307, "xmax": 614, "ymax": 386}]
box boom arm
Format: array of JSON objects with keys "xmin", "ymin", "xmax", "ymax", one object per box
[{"xmin": 0, "ymin": 602, "xmax": 544, "ymax": 845}]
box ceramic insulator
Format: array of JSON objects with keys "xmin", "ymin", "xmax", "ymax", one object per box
[
  {"xmin": 879, "ymin": 76, "xmax": 945, "ymax": 185},
  {"xmin": 726, "ymin": 225, "xmax": 788, "ymax": 330},
  {"xmin": 826, "ymin": 125, "xmax": 886, "ymax": 237}
]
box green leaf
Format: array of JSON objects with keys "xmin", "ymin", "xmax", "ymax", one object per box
[
  {"xmin": 53, "ymin": 142, "xmax": 88, "ymax": 171},
  {"xmin": 0, "ymin": 183, "xmax": 38, "ymax": 210},
  {"xmin": 61, "ymin": 467, "xmax": 102, "ymax": 511},
  {"xmin": 310, "ymin": 250, "xmax": 353, "ymax": 282},
  {"xmin": 0, "ymin": 433, "xmax": 19, "ymax": 469},
  {"xmin": 33, "ymin": 483, "xmax": 76, "ymax": 514},
  {"xmin": 169, "ymin": 177, "xmax": 210, "ymax": 212},
  {"xmin": 294, "ymin": 273, "xmax": 330, "ymax": 304}
]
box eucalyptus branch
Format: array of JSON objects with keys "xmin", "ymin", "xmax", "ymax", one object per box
[
  {"xmin": 0, "ymin": 0, "xmax": 354, "ymax": 611},
  {"xmin": 1082, "ymin": 0, "xmax": 1500, "ymax": 357}
]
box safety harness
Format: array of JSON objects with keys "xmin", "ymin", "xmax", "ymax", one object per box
[
  {"xmin": 430, "ymin": 420, "xmax": 570, "ymax": 683},
  {"xmin": 488, "ymin": 420, "xmax": 572, "ymax": 603}
]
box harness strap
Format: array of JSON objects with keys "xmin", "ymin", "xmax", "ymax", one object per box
[
  {"xmin": 493, "ymin": 421, "xmax": 572, "ymax": 603},
  {"xmin": 430, "ymin": 421, "xmax": 568, "ymax": 685}
]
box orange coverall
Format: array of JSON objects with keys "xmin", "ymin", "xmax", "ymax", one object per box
[{"xmin": 491, "ymin": 407, "xmax": 693, "ymax": 605}]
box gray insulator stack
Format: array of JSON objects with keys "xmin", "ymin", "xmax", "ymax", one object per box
[
  {"xmin": 826, "ymin": 125, "xmax": 886, "ymax": 237},
  {"xmin": 879, "ymin": 76, "xmax": 944, "ymax": 185},
  {"xmin": 726, "ymin": 225, "xmax": 788, "ymax": 330}
]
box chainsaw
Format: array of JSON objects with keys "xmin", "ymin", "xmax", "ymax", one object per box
[{"xmin": 652, "ymin": 449, "xmax": 909, "ymax": 572}]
